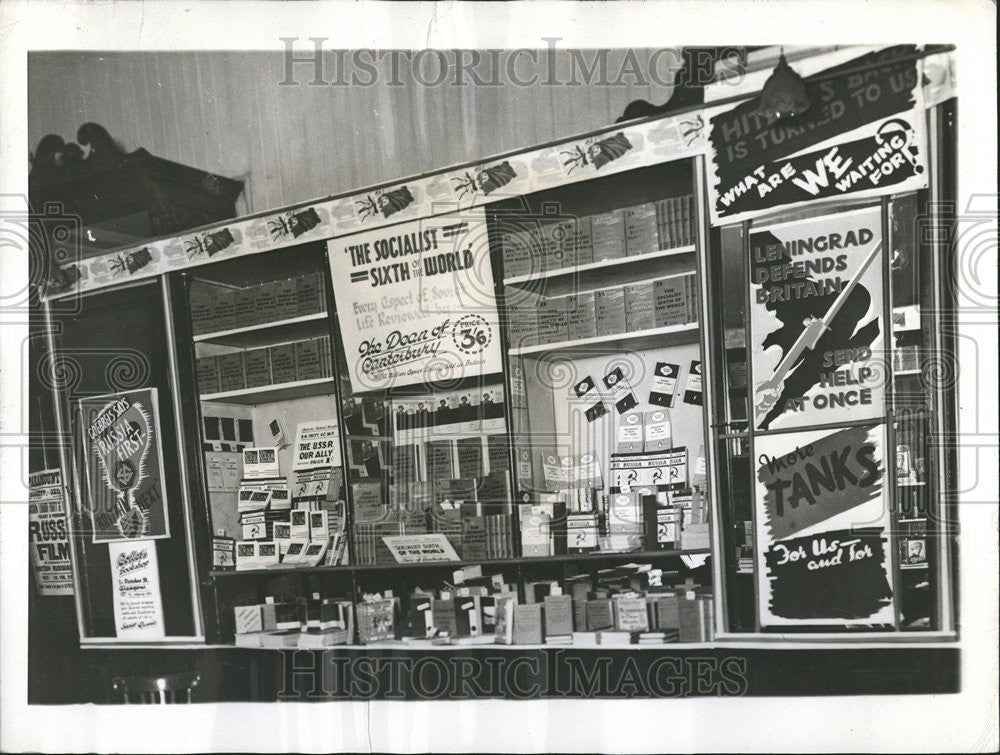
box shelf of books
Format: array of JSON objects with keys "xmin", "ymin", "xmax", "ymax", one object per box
[
  {"xmin": 187, "ymin": 245, "xmax": 352, "ymax": 599},
  {"xmin": 509, "ymin": 322, "xmax": 701, "ymax": 357},
  {"xmin": 230, "ymin": 561, "xmax": 716, "ymax": 649},
  {"xmin": 200, "ymin": 378, "xmax": 338, "ymax": 405},
  {"xmin": 212, "ymin": 547, "xmax": 712, "ymax": 578},
  {"xmin": 502, "ymin": 244, "xmax": 696, "ymax": 286},
  {"xmin": 193, "ymin": 311, "xmax": 330, "ymax": 348}
]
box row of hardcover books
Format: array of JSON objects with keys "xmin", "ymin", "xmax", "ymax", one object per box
[
  {"xmin": 390, "ymin": 434, "xmax": 510, "ymax": 483},
  {"xmin": 350, "ymin": 475, "xmax": 516, "ymax": 565},
  {"xmin": 500, "ymin": 195, "xmax": 697, "ymax": 278},
  {"xmin": 231, "ymin": 565, "xmax": 715, "ymax": 646},
  {"xmin": 507, "ymin": 272, "xmax": 698, "ymax": 346},
  {"xmin": 189, "ymin": 273, "xmax": 325, "ymax": 335},
  {"xmin": 196, "ymin": 335, "xmax": 333, "ymax": 394}
]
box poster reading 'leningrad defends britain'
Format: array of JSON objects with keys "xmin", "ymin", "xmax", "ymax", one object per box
[
  {"xmin": 754, "ymin": 424, "xmax": 896, "ymax": 627},
  {"xmin": 750, "ymin": 206, "xmax": 887, "ymax": 432},
  {"xmin": 328, "ymin": 208, "xmax": 503, "ymax": 392}
]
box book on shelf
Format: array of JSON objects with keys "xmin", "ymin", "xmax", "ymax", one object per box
[
  {"xmin": 572, "ymin": 631, "xmax": 600, "ymax": 646},
  {"xmin": 624, "ymin": 202, "xmax": 659, "ymax": 257},
  {"xmin": 454, "ymin": 595, "xmax": 483, "ymax": 637},
  {"xmin": 597, "ymin": 630, "xmax": 633, "ymax": 646},
  {"xmin": 500, "ymin": 227, "xmax": 534, "ymax": 279},
  {"xmin": 273, "ymin": 277, "xmax": 299, "ymax": 321},
  {"xmin": 297, "ymin": 628, "xmax": 349, "ymax": 648},
  {"xmin": 296, "ymin": 273, "xmax": 324, "ymax": 317},
  {"xmin": 196, "ymin": 356, "xmax": 220, "ymax": 394},
  {"xmin": 426, "ymin": 439, "xmax": 455, "ymax": 479},
  {"xmin": 234, "ymin": 631, "xmax": 264, "ymax": 649},
  {"xmin": 543, "ymin": 594, "xmax": 574, "ymax": 637},
  {"xmin": 268, "ymin": 343, "xmax": 297, "ymax": 384},
  {"xmin": 564, "ymin": 291, "xmax": 598, "ymax": 341},
  {"xmin": 513, "ymin": 603, "xmax": 543, "ymax": 645},
  {"xmin": 456, "ymin": 436, "xmax": 485, "ymax": 479},
  {"xmin": 356, "ymin": 598, "xmax": 396, "ymax": 644},
  {"xmin": 624, "ymin": 282, "xmax": 656, "ymax": 331},
  {"xmin": 208, "ymin": 289, "xmax": 234, "ymax": 332},
  {"xmin": 652, "ymin": 276, "xmax": 689, "ymax": 328},
  {"xmin": 537, "ymin": 221, "xmax": 567, "ymax": 272},
  {"xmin": 234, "ymin": 285, "xmax": 255, "ymax": 325},
  {"xmin": 243, "ymin": 347, "xmax": 271, "ymax": 388},
  {"xmin": 494, "ymin": 595, "xmax": 517, "ymax": 644},
  {"xmin": 217, "ymin": 352, "xmax": 246, "ymax": 392},
  {"xmin": 594, "ymin": 286, "xmax": 627, "ymax": 336},
  {"xmin": 565, "ymin": 215, "xmax": 594, "ymax": 265},
  {"xmin": 452, "ymin": 634, "xmax": 497, "ymax": 646},
  {"xmin": 294, "ymin": 338, "xmax": 323, "ymax": 381},
  {"xmin": 536, "ymin": 296, "xmax": 570, "ymax": 344},
  {"xmin": 613, "ymin": 595, "xmax": 650, "ymax": 632},
  {"xmin": 545, "ymin": 634, "xmax": 573, "ymax": 645},
  {"xmin": 585, "ymin": 599, "xmax": 615, "ymax": 631},
  {"xmin": 432, "ymin": 598, "xmax": 458, "ymax": 638},
  {"xmin": 591, "ymin": 209, "xmax": 625, "ymax": 262},
  {"xmin": 259, "ymin": 630, "xmax": 303, "ymax": 649},
  {"xmin": 408, "ymin": 594, "xmax": 436, "ymax": 638},
  {"xmin": 253, "ymin": 281, "xmax": 278, "ymax": 325},
  {"xmin": 188, "ymin": 282, "xmax": 217, "ymax": 335}
]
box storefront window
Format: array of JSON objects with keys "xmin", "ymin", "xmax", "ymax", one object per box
[{"xmin": 708, "ymin": 185, "xmax": 957, "ymax": 634}]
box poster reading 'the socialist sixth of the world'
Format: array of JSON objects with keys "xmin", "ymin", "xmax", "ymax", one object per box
[
  {"xmin": 750, "ymin": 206, "xmax": 887, "ymax": 432},
  {"xmin": 78, "ymin": 388, "xmax": 170, "ymax": 544},
  {"xmin": 328, "ymin": 208, "xmax": 503, "ymax": 392},
  {"xmin": 754, "ymin": 423, "xmax": 895, "ymax": 627}
]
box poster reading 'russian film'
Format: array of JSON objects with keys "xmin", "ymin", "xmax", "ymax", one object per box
[
  {"xmin": 750, "ymin": 207, "xmax": 886, "ymax": 432},
  {"xmin": 329, "ymin": 208, "xmax": 502, "ymax": 392},
  {"xmin": 28, "ymin": 469, "xmax": 74, "ymax": 596},
  {"xmin": 78, "ymin": 388, "xmax": 171, "ymax": 544},
  {"xmin": 755, "ymin": 424, "xmax": 895, "ymax": 627}
]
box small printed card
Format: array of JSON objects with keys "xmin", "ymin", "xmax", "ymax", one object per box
[
  {"xmin": 573, "ymin": 375, "xmax": 608, "ymax": 422},
  {"xmin": 682, "ymin": 361, "xmax": 703, "ymax": 406},
  {"xmin": 602, "ymin": 366, "xmax": 638, "ymax": 414},
  {"xmin": 242, "ymin": 447, "xmax": 280, "ymax": 479},
  {"xmin": 649, "ymin": 361, "xmax": 680, "ymax": 407},
  {"xmin": 643, "ymin": 409, "xmax": 672, "ymax": 452},
  {"xmin": 616, "ymin": 411, "xmax": 644, "ymax": 453}
]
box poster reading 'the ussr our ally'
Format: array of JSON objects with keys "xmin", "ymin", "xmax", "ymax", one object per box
[
  {"xmin": 750, "ymin": 206, "xmax": 887, "ymax": 432},
  {"xmin": 755, "ymin": 423, "xmax": 895, "ymax": 627},
  {"xmin": 329, "ymin": 208, "xmax": 503, "ymax": 392},
  {"xmin": 292, "ymin": 418, "xmax": 342, "ymax": 471}
]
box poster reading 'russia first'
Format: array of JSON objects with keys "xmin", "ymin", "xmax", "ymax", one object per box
[
  {"xmin": 78, "ymin": 388, "xmax": 171, "ymax": 544},
  {"xmin": 750, "ymin": 207, "xmax": 886, "ymax": 432},
  {"xmin": 329, "ymin": 208, "xmax": 502, "ymax": 391},
  {"xmin": 754, "ymin": 424, "xmax": 895, "ymax": 627}
]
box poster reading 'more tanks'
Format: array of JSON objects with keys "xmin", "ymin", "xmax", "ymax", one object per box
[
  {"xmin": 329, "ymin": 208, "xmax": 502, "ymax": 391},
  {"xmin": 754, "ymin": 423, "xmax": 895, "ymax": 627},
  {"xmin": 749, "ymin": 206, "xmax": 887, "ymax": 432}
]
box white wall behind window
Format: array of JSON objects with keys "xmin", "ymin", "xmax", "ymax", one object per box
[{"xmin": 28, "ymin": 50, "xmax": 680, "ymax": 215}]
